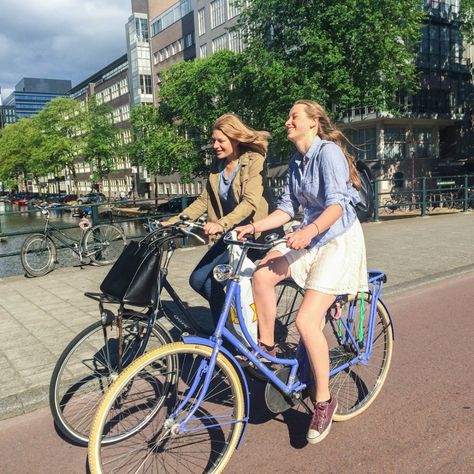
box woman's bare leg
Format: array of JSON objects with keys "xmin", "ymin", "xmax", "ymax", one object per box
[
  {"xmin": 252, "ymin": 251, "xmax": 291, "ymax": 347},
  {"xmin": 296, "ymin": 289, "xmax": 336, "ymax": 402}
]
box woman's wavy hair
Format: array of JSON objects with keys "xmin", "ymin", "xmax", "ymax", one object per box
[
  {"xmin": 213, "ymin": 113, "xmax": 270, "ymax": 156},
  {"xmin": 294, "ymin": 100, "xmax": 361, "ymax": 190}
]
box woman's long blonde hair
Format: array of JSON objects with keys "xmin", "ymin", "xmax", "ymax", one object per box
[
  {"xmin": 213, "ymin": 113, "xmax": 270, "ymax": 156},
  {"xmin": 294, "ymin": 100, "xmax": 361, "ymax": 190}
]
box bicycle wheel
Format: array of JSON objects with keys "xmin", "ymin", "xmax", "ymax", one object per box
[
  {"xmin": 50, "ymin": 315, "xmax": 172, "ymax": 446},
  {"xmin": 20, "ymin": 233, "xmax": 57, "ymax": 277},
  {"xmin": 88, "ymin": 342, "xmax": 245, "ymax": 474},
  {"xmin": 84, "ymin": 224, "xmax": 126, "ymax": 265},
  {"xmin": 383, "ymin": 200, "xmax": 397, "ymax": 213},
  {"xmin": 325, "ymin": 294, "xmax": 393, "ymax": 421}
]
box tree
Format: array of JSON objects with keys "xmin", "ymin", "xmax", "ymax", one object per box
[
  {"xmin": 237, "ymin": 0, "xmax": 425, "ymax": 111},
  {"xmin": 0, "ymin": 118, "xmax": 40, "ymax": 189},
  {"xmin": 129, "ymin": 104, "xmax": 200, "ymax": 185},
  {"xmin": 82, "ymin": 98, "xmax": 121, "ymax": 195},
  {"xmin": 459, "ymin": 0, "xmax": 474, "ymax": 42},
  {"xmin": 31, "ymin": 97, "xmax": 86, "ymax": 194}
]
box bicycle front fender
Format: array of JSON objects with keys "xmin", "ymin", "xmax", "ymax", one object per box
[{"xmin": 182, "ymin": 335, "xmax": 250, "ymax": 449}]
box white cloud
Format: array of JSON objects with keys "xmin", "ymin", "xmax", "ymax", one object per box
[{"xmin": 0, "ymin": 0, "xmax": 132, "ymax": 95}]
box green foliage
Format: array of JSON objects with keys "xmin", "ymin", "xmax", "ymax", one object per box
[
  {"xmin": 31, "ymin": 97, "xmax": 85, "ymax": 191},
  {"xmin": 82, "ymin": 98, "xmax": 120, "ymax": 185},
  {"xmin": 460, "ymin": 0, "xmax": 474, "ymax": 42},
  {"xmin": 159, "ymin": 50, "xmax": 244, "ymax": 131},
  {"xmin": 237, "ymin": 0, "xmax": 425, "ymax": 110},
  {"xmin": 129, "ymin": 104, "xmax": 199, "ymax": 182},
  {"xmin": 0, "ymin": 118, "xmax": 40, "ymax": 185}
]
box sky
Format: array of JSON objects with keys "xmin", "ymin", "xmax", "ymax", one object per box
[{"xmin": 0, "ymin": 0, "xmax": 132, "ymax": 102}]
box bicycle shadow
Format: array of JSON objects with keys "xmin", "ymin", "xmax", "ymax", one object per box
[{"xmin": 246, "ymin": 376, "xmax": 310, "ymax": 449}]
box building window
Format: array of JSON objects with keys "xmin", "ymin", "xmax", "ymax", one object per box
[
  {"xmin": 139, "ymin": 74, "xmax": 152, "ymax": 95},
  {"xmin": 212, "ymin": 33, "xmax": 227, "ymax": 53},
  {"xmin": 384, "ymin": 126, "xmax": 406, "ymax": 160},
  {"xmin": 200, "ymin": 43, "xmax": 208, "ymax": 58},
  {"xmin": 228, "ymin": 30, "xmax": 243, "ymax": 53},
  {"xmin": 135, "ymin": 17, "xmax": 149, "ymax": 42},
  {"xmin": 227, "ymin": 0, "xmax": 241, "ymax": 19},
  {"xmin": 111, "ymin": 84, "xmax": 119, "ymax": 100},
  {"xmin": 345, "ymin": 128, "xmax": 377, "ymax": 161},
  {"xmin": 198, "ymin": 8, "xmax": 206, "ymax": 36},
  {"xmin": 413, "ymin": 128, "xmax": 432, "ymax": 158},
  {"xmin": 151, "ymin": 0, "xmax": 192, "ymax": 36},
  {"xmin": 210, "ymin": 0, "xmax": 225, "ymax": 28},
  {"xmin": 184, "ymin": 33, "xmax": 194, "ymax": 48}
]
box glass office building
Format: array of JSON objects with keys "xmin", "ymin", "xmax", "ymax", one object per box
[{"xmin": 4, "ymin": 78, "xmax": 72, "ymax": 119}]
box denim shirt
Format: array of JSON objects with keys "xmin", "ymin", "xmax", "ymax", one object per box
[{"xmin": 277, "ymin": 136, "xmax": 360, "ymax": 248}]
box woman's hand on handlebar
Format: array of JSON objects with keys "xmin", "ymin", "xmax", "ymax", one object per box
[
  {"xmin": 235, "ymin": 224, "xmax": 255, "ymax": 240},
  {"xmin": 203, "ymin": 222, "xmax": 223, "ymax": 235},
  {"xmin": 285, "ymin": 225, "xmax": 317, "ymax": 250}
]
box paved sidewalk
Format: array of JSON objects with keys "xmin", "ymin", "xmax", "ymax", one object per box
[{"xmin": 0, "ymin": 212, "xmax": 473, "ymax": 420}]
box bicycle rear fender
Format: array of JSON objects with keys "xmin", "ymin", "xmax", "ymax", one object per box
[
  {"xmin": 182, "ymin": 335, "xmax": 250, "ymax": 449},
  {"xmin": 378, "ymin": 297, "xmax": 395, "ymax": 339}
]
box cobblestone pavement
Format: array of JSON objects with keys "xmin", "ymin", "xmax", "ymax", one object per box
[{"xmin": 0, "ymin": 212, "xmax": 473, "ymax": 420}]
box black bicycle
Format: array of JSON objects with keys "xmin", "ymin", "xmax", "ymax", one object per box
[
  {"xmin": 20, "ymin": 205, "xmax": 126, "ymax": 277},
  {"xmin": 49, "ymin": 218, "xmax": 302, "ymax": 446}
]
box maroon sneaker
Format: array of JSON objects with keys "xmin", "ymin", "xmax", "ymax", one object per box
[
  {"xmin": 306, "ymin": 396, "xmax": 338, "ymax": 444},
  {"xmin": 257, "ymin": 341, "xmax": 277, "ymax": 359}
]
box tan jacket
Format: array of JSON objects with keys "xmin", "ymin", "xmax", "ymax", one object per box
[{"xmin": 168, "ymin": 151, "xmax": 272, "ymax": 243}]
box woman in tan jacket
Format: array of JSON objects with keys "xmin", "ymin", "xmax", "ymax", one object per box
[{"xmin": 165, "ymin": 113, "xmax": 273, "ymax": 328}]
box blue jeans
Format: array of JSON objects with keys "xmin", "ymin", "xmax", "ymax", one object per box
[{"xmin": 189, "ymin": 238, "xmax": 229, "ymax": 328}]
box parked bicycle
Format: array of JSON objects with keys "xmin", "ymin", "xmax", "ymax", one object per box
[
  {"xmin": 20, "ymin": 204, "xmax": 126, "ymax": 277},
  {"xmin": 88, "ymin": 232, "xmax": 394, "ymax": 473},
  {"xmin": 50, "ymin": 218, "xmax": 301, "ymax": 446}
]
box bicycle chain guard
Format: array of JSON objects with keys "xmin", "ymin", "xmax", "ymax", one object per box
[{"xmin": 264, "ymin": 366, "xmax": 297, "ymax": 414}]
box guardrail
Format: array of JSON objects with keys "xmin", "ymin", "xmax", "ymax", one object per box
[
  {"xmin": 373, "ymin": 174, "xmax": 474, "ymax": 221},
  {"xmin": 0, "ymin": 196, "xmax": 201, "ymax": 261}
]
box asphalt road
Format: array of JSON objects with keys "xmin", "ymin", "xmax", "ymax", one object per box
[{"xmin": 0, "ymin": 273, "xmax": 473, "ymax": 474}]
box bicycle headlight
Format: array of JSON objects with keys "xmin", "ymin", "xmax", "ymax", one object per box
[{"xmin": 213, "ymin": 264, "xmax": 233, "ymax": 282}]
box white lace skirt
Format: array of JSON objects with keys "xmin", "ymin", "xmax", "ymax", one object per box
[{"xmin": 275, "ymin": 220, "xmax": 369, "ymax": 295}]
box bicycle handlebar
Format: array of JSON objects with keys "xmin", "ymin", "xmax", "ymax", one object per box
[
  {"xmin": 34, "ymin": 204, "xmax": 49, "ymax": 216},
  {"xmin": 223, "ymin": 232, "xmax": 287, "ymax": 251}
]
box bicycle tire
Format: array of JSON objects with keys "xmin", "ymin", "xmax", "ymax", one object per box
[
  {"xmin": 49, "ymin": 315, "xmax": 172, "ymax": 446},
  {"xmin": 325, "ymin": 294, "xmax": 393, "ymax": 421},
  {"xmin": 383, "ymin": 200, "xmax": 397, "ymax": 213},
  {"xmin": 88, "ymin": 342, "xmax": 245, "ymax": 474},
  {"xmin": 20, "ymin": 233, "xmax": 57, "ymax": 277},
  {"xmin": 84, "ymin": 224, "xmax": 126, "ymax": 265}
]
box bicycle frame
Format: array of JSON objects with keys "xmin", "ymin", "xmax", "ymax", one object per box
[{"xmin": 40, "ymin": 211, "xmax": 87, "ymax": 259}]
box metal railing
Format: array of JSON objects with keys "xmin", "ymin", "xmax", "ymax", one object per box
[
  {"xmin": 373, "ymin": 174, "xmax": 474, "ymax": 221},
  {"xmin": 0, "ymin": 195, "xmax": 202, "ymax": 261}
]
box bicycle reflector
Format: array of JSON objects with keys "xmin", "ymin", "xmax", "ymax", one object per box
[{"xmin": 213, "ymin": 264, "xmax": 233, "ymax": 282}]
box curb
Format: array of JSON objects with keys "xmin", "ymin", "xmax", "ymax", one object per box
[
  {"xmin": 0, "ymin": 385, "xmax": 49, "ymax": 422},
  {"xmin": 383, "ymin": 264, "xmax": 474, "ymax": 298}
]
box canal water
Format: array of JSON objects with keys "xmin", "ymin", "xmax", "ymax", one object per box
[{"xmin": 0, "ymin": 201, "xmax": 145, "ymax": 279}]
